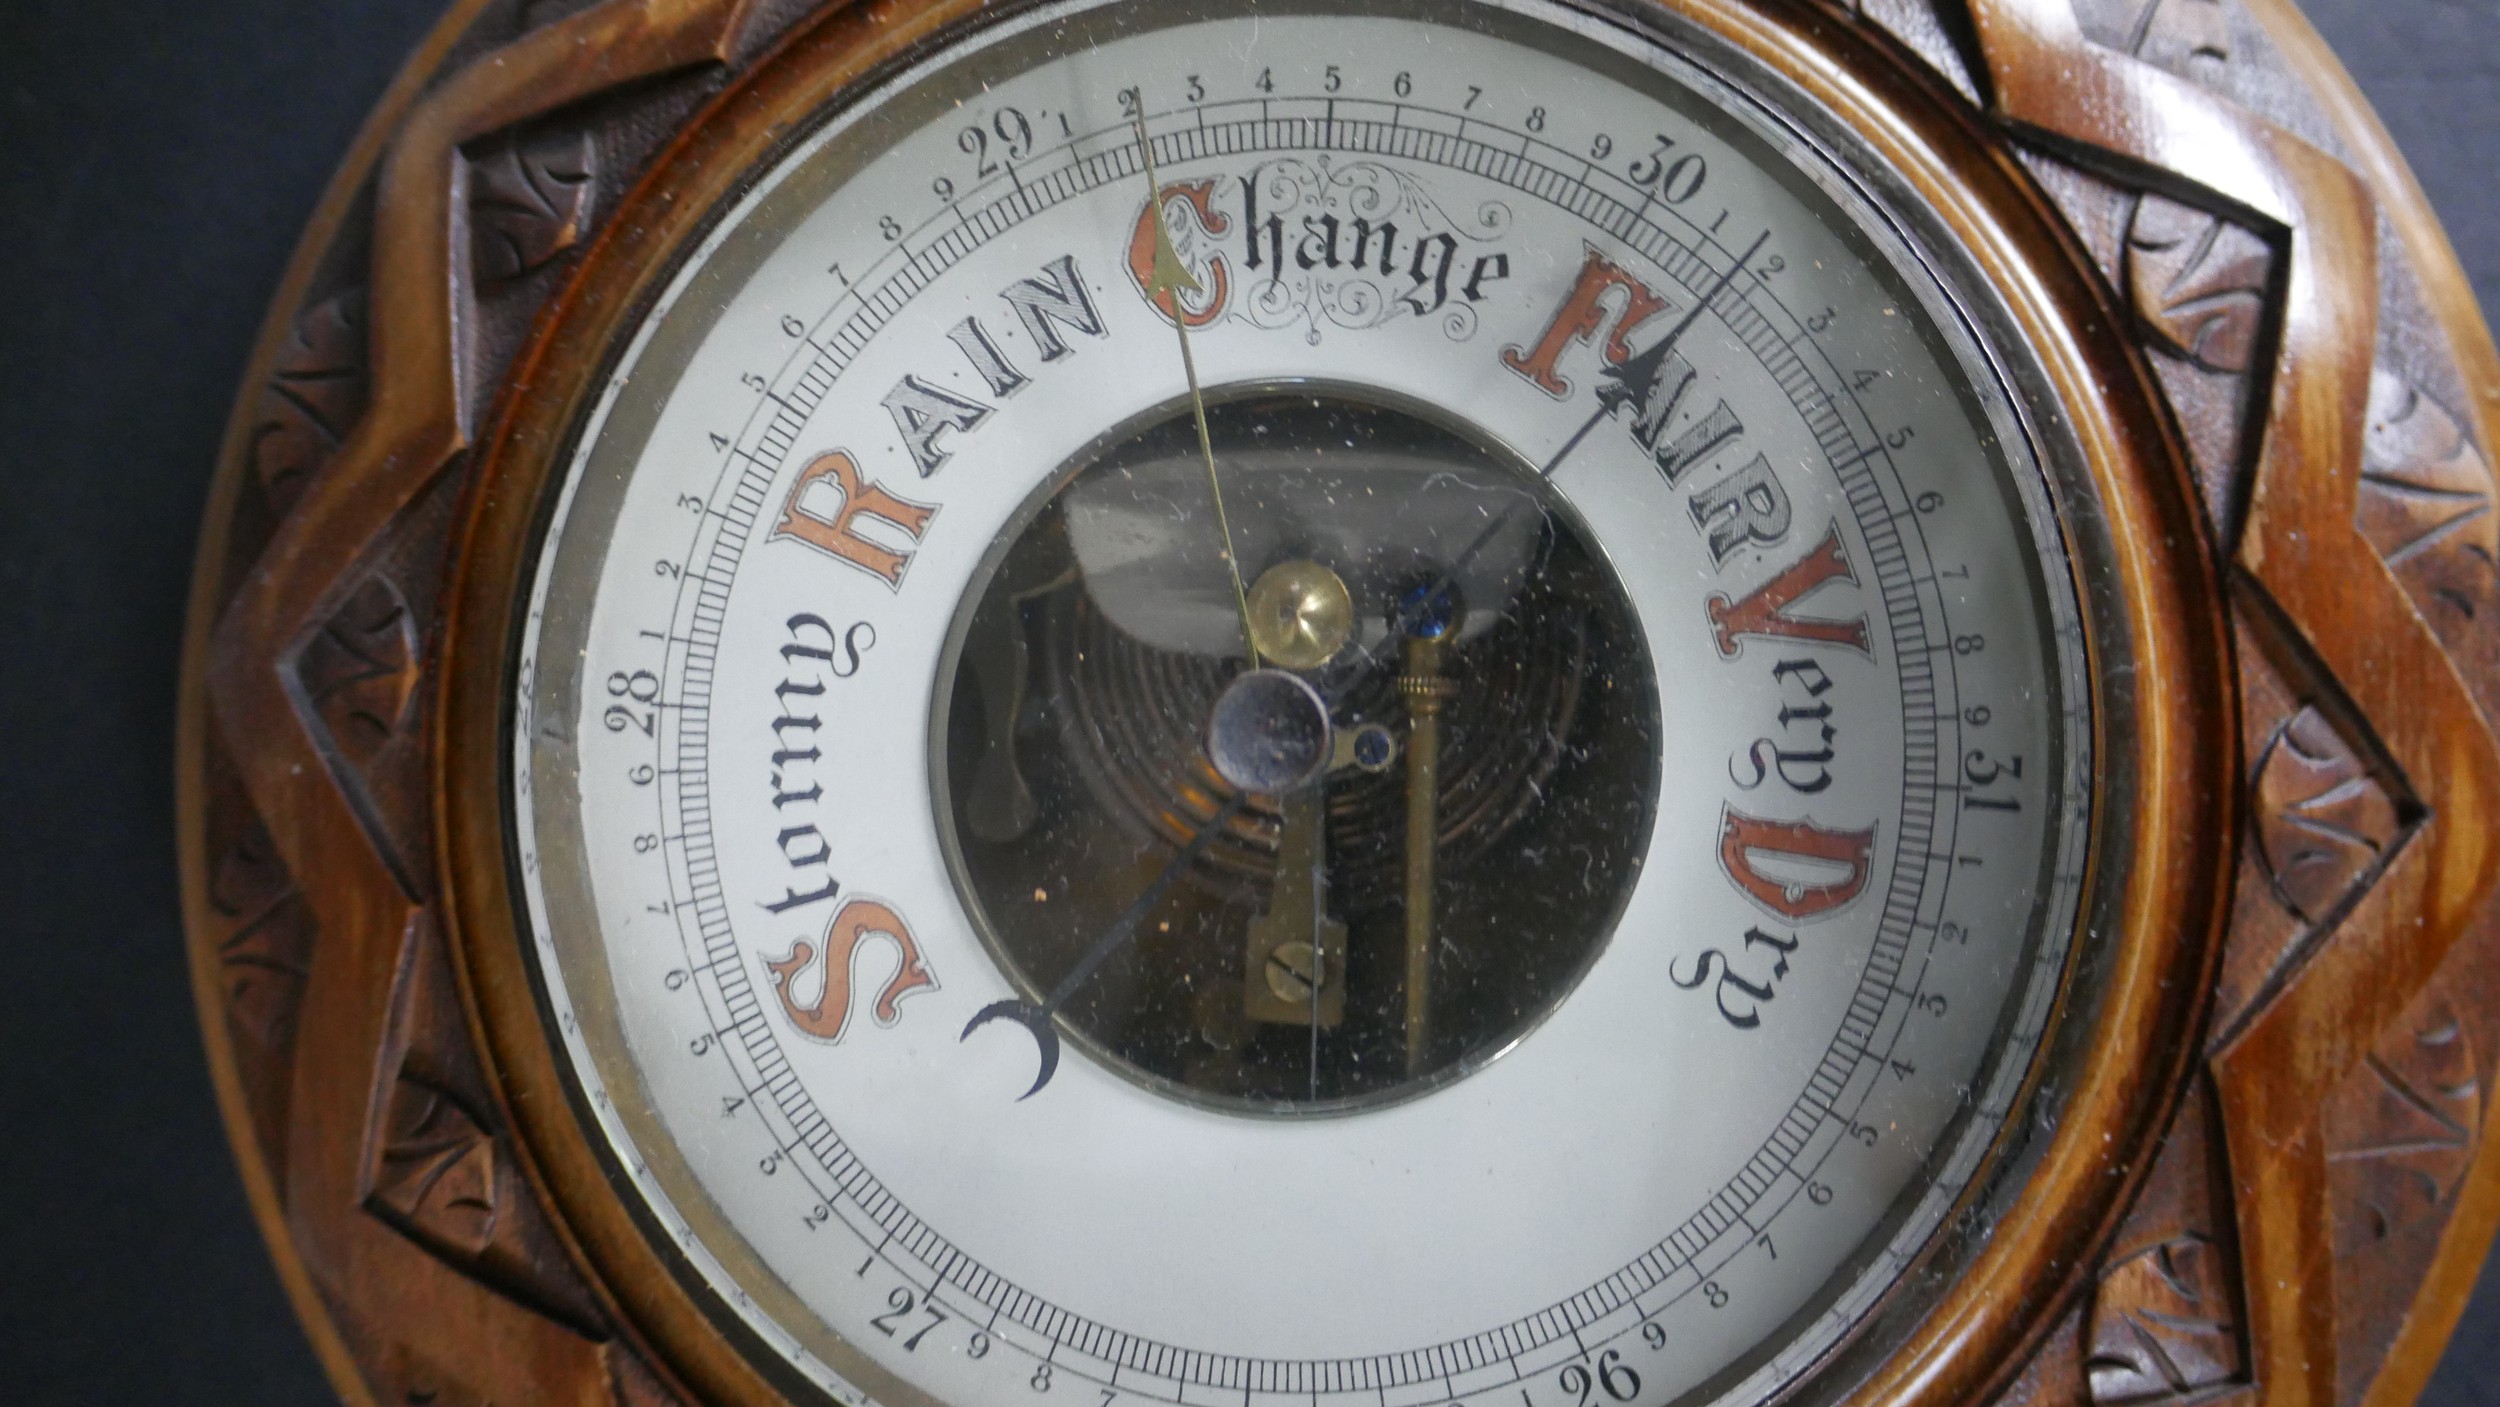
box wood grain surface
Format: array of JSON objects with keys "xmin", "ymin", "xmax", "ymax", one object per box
[
  {"xmin": 151, "ymin": 0, "xmax": 2500, "ymax": 1396},
  {"xmin": 0, "ymin": 0, "xmax": 2497, "ymax": 1403}
]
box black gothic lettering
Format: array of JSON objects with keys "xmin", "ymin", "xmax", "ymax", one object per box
[
  {"xmin": 883, "ymin": 374, "xmax": 992, "ymax": 476},
  {"xmin": 998, "ymin": 253, "xmax": 1104, "ymax": 360},
  {"xmin": 1689, "ymin": 454, "xmax": 1794, "ymax": 561},
  {"xmin": 947, "ymin": 316, "xmax": 1027, "ymax": 397}
]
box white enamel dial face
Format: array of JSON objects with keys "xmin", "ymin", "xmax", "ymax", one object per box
[{"xmin": 511, "ymin": 3, "xmax": 2093, "ymax": 1406}]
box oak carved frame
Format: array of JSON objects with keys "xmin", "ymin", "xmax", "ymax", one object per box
[{"xmin": 173, "ymin": 1, "xmax": 2500, "ymax": 1406}]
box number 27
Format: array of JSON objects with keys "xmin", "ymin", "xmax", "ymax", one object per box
[{"xmin": 869, "ymin": 1286, "xmax": 949, "ymax": 1350}]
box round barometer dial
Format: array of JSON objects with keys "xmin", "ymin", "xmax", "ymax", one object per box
[
  {"xmin": 513, "ymin": 2, "xmax": 2089, "ymax": 1403},
  {"xmin": 183, "ymin": 0, "xmax": 2500, "ymax": 1399}
]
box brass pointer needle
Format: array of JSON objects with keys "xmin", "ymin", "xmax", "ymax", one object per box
[{"xmin": 1133, "ymin": 115, "xmax": 1262, "ymax": 668}]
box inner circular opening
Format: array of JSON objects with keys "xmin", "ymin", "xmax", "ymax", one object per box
[{"xmin": 938, "ymin": 389, "xmax": 1662, "ymax": 1114}]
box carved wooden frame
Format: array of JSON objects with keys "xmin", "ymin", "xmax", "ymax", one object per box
[{"xmin": 173, "ymin": 1, "xmax": 2500, "ymax": 1406}]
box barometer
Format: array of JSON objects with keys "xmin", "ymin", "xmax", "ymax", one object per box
[{"xmin": 175, "ymin": 2, "xmax": 2500, "ymax": 1407}]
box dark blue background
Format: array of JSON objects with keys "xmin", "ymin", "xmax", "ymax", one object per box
[{"xmin": 0, "ymin": 0, "xmax": 2491, "ymax": 1400}]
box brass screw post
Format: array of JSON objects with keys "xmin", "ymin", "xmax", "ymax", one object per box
[{"xmin": 1398, "ymin": 634, "xmax": 1457, "ymax": 1075}]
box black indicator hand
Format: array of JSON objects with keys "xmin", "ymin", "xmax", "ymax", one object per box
[
  {"xmin": 961, "ymin": 794, "xmax": 1251, "ymax": 1100},
  {"xmin": 1392, "ymin": 229, "xmax": 1776, "ymax": 641}
]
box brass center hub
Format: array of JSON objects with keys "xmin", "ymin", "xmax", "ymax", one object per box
[{"xmin": 1245, "ymin": 558, "xmax": 1354, "ymax": 670}]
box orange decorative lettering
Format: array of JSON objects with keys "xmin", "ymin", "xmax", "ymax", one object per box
[
  {"xmin": 1127, "ymin": 180, "xmax": 1230, "ymax": 327},
  {"xmin": 1718, "ymin": 809, "xmax": 1876, "ymax": 921},
  {"xmin": 1706, "ymin": 523, "xmax": 1870, "ymax": 657},
  {"xmin": 1500, "ymin": 245, "xmax": 1668, "ymax": 398},
  {"xmin": 767, "ymin": 898, "xmax": 937, "ymax": 1044},
  {"xmin": 770, "ymin": 450, "xmax": 937, "ymax": 588}
]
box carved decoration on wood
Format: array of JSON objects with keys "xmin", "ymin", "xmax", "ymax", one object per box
[
  {"xmin": 209, "ymin": 814, "xmax": 318, "ymax": 1059},
  {"xmin": 1958, "ymin": 2, "xmax": 2500, "ymax": 1407},
  {"xmin": 2205, "ymin": 607, "xmax": 2424, "ymax": 1044},
  {"xmin": 2358, "ymin": 369, "xmax": 2499, "ymax": 616},
  {"xmin": 2124, "ymin": 0, "xmax": 2228, "ymax": 76},
  {"xmin": 205, "ymin": 801, "xmax": 319, "ymax": 1186},
  {"xmin": 364, "ymin": 915, "xmax": 608, "ymax": 1335},
  {"xmin": 2086, "ymin": 1086, "xmax": 2247, "ymax": 1404},
  {"xmin": 2250, "ymin": 704, "xmax": 2403, "ymax": 925},
  {"xmin": 471, "ymin": 125, "xmax": 599, "ymax": 284},
  {"xmin": 2088, "ymin": 1238, "xmax": 2243, "ymax": 1402},
  {"xmin": 1998, "ymin": 151, "xmax": 2271, "ymax": 540},
  {"xmin": 2122, "ymin": 193, "xmax": 2270, "ymax": 376},
  {"xmin": 283, "ymin": 474, "xmax": 462, "ymax": 902},
  {"xmin": 172, "ymin": 0, "xmax": 2500, "ymax": 1403},
  {"xmin": 207, "ymin": 0, "xmax": 775, "ymax": 901},
  {"xmin": 1997, "ymin": 1308, "xmax": 2089, "ymax": 1407},
  {"xmin": 2326, "ymin": 991, "xmax": 2483, "ymax": 1255},
  {"xmin": 379, "ymin": 1339, "xmax": 500, "ymax": 1407},
  {"xmin": 2323, "ymin": 985, "xmax": 2489, "ymax": 1402},
  {"xmin": 180, "ymin": 4, "xmax": 798, "ymax": 1402},
  {"xmin": 296, "ymin": 575, "xmax": 422, "ymax": 772},
  {"xmin": 247, "ymin": 290, "xmax": 368, "ymax": 519}
]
